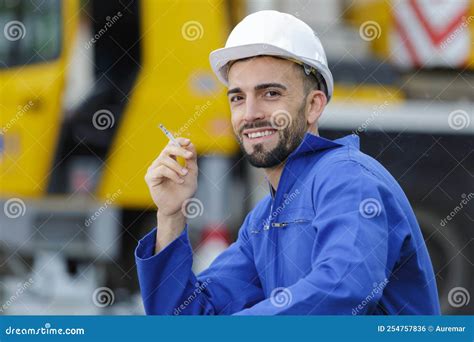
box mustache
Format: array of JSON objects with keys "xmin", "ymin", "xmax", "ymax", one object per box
[{"xmin": 238, "ymin": 120, "xmax": 275, "ymax": 135}]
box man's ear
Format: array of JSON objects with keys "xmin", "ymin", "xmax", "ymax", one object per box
[{"xmin": 306, "ymin": 90, "xmax": 327, "ymax": 126}]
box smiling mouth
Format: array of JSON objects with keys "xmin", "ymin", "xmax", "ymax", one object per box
[{"xmin": 243, "ymin": 129, "xmax": 277, "ymax": 140}]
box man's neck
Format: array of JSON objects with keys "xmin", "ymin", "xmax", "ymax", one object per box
[{"xmin": 264, "ymin": 162, "xmax": 285, "ymax": 194}]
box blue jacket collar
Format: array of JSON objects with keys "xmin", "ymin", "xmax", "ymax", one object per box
[
  {"xmin": 266, "ymin": 133, "xmax": 360, "ymax": 196},
  {"xmin": 289, "ymin": 133, "xmax": 360, "ymax": 159}
]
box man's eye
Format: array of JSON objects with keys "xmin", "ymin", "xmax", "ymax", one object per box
[
  {"xmin": 264, "ymin": 90, "xmax": 280, "ymax": 97},
  {"xmin": 230, "ymin": 95, "xmax": 243, "ymax": 103}
]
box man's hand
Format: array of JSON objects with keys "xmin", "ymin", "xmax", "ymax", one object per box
[{"xmin": 144, "ymin": 138, "xmax": 198, "ymax": 253}]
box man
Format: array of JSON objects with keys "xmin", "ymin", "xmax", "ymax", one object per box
[{"xmin": 135, "ymin": 10, "xmax": 440, "ymax": 315}]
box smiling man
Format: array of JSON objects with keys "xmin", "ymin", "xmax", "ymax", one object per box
[{"xmin": 135, "ymin": 10, "xmax": 441, "ymax": 315}]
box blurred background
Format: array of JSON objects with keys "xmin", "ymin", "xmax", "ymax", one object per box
[{"xmin": 0, "ymin": 0, "xmax": 472, "ymax": 315}]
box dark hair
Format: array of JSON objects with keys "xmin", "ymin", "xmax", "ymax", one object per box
[{"xmin": 294, "ymin": 63, "xmax": 327, "ymax": 99}]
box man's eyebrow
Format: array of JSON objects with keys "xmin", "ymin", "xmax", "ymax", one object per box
[
  {"xmin": 227, "ymin": 83, "xmax": 287, "ymax": 96},
  {"xmin": 227, "ymin": 87, "xmax": 242, "ymax": 96},
  {"xmin": 254, "ymin": 83, "xmax": 287, "ymax": 91}
]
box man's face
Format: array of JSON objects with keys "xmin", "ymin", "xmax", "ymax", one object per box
[{"xmin": 227, "ymin": 56, "xmax": 308, "ymax": 168}]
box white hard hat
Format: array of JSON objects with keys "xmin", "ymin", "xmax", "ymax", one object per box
[{"xmin": 209, "ymin": 10, "xmax": 334, "ymax": 102}]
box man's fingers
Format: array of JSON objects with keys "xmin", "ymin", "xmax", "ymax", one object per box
[
  {"xmin": 164, "ymin": 144, "xmax": 194, "ymax": 160},
  {"xmin": 147, "ymin": 165, "xmax": 184, "ymax": 184},
  {"xmin": 175, "ymin": 137, "xmax": 190, "ymax": 146},
  {"xmin": 149, "ymin": 138, "xmax": 196, "ymax": 171},
  {"xmin": 155, "ymin": 156, "xmax": 188, "ymax": 176},
  {"xmin": 182, "ymin": 143, "xmax": 198, "ymax": 170}
]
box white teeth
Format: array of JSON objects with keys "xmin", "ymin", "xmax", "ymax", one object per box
[{"xmin": 247, "ymin": 130, "xmax": 275, "ymax": 139}]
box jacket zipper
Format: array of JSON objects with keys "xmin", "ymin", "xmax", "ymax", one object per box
[
  {"xmin": 271, "ymin": 219, "xmax": 309, "ymax": 228},
  {"xmin": 268, "ymin": 161, "xmax": 292, "ymax": 289}
]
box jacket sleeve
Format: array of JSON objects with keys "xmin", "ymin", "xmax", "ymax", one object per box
[
  {"xmin": 135, "ymin": 214, "xmax": 264, "ymax": 315},
  {"xmin": 234, "ymin": 160, "xmax": 400, "ymax": 315}
]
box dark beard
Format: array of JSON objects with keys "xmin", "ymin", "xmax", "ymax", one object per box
[{"xmin": 237, "ymin": 102, "xmax": 308, "ymax": 168}]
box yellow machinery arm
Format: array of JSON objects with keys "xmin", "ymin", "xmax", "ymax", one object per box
[
  {"xmin": 0, "ymin": 0, "xmax": 79, "ymax": 198},
  {"xmin": 97, "ymin": 0, "xmax": 238, "ymax": 208}
]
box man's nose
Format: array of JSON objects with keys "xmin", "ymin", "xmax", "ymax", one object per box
[{"xmin": 243, "ymin": 97, "xmax": 265, "ymax": 123}]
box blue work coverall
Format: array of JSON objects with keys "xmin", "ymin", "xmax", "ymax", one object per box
[{"xmin": 135, "ymin": 133, "xmax": 441, "ymax": 315}]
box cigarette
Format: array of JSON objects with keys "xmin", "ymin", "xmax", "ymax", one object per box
[{"xmin": 158, "ymin": 124, "xmax": 180, "ymax": 146}]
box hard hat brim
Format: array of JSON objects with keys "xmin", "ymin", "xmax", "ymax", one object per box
[{"xmin": 209, "ymin": 43, "xmax": 333, "ymax": 101}]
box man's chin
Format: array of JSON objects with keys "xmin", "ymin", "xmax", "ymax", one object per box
[
  {"xmin": 238, "ymin": 134, "xmax": 289, "ymax": 168},
  {"xmin": 246, "ymin": 155, "xmax": 272, "ymax": 168},
  {"xmin": 243, "ymin": 140, "xmax": 278, "ymax": 154},
  {"xmin": 244, "ymin": 147, "xmax": 286, "ymax": 168}
]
